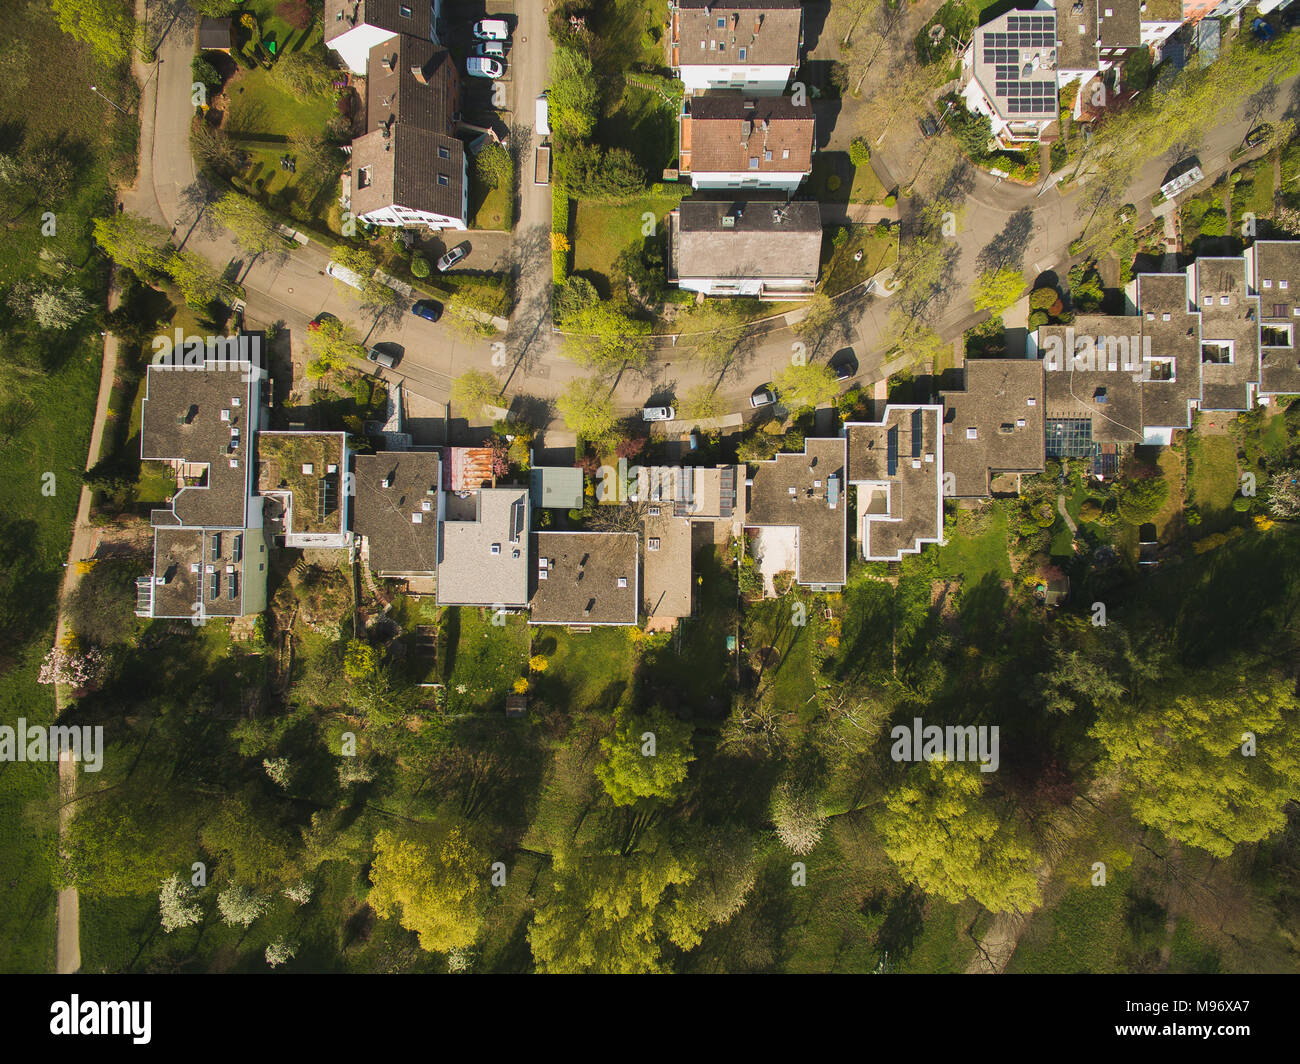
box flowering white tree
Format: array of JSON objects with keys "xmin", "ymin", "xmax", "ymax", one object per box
[
  {"xmin": 283, "ymin": 880, "xmax": 314, "ymax": 906},
  {"xmin": 337, "ymin": 758, "xmax": 374, "ymax": 786},
  {"xmin": 158, "ymin": 874, "xmax": 203, "ymax": 932},
  {"xmin": 37, "ymin": 644, "xmax": 108, "ymax": 688},
  {"xmin": 265, "ymin": 938, "xmax": 297, "ymax": 968},
  {"xmin": 770, "ymin": 779, "xmax": 827, "ymax": 856},
  {"xmin": 6, "ymin": 280, "xmax": 90, "ymax": 330},
  {"xmin": 217, "ymin": 884, "xmax": 268, "ymax": 928},
  {"xmin": 262, "ymin": 757, "xmax": 291, "ymax": 788},
  {"xmin": 1267, "ymin": 472, "xmax": 1300, "ymax": 519}
]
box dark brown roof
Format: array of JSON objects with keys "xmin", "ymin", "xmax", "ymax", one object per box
[
  {"xmin": 1097, "ymin": 1, "xmax": 1142, "ymax": 49},
  {"xmin": 365, "ymin": 36, "xmax": 458, "ymax": 136},
  {"xmin": 681, "ymin": 92, "xmax": 814, "ymax": 175},
  {"xmin": 352, "ymin": 126, "xmax": 465, "ymax": 221},
  {"xmin": 673, "ymin": 0, "xmax": 803, "ymax": 68},
  {"xmin": 352, "ymin": 36, "xmax": 464, "ymax": 222},
  {"xmin": 672, "ymin": 198, "xmax": 821, "ymax": 281},
  {"xmin": 745, "ymin": 437, "xmax": 847, "ymax": 587},
  {"xmin": 140, "ymin": 360, "xmax": 256, "ymax": 528},
  {"xmin": 198, "ymin": 16, "xmax": 232, "ymax": 51},
  {"xmin": 325, "ymin": 0, "xmax": 433, "ymax": 43},
  {"xmin": 940, "ymin": 359, "xmax": 1045, "ymax": 497},
  {"xmin": 353, "ymin": 451, "xmax": 442, "ymax": 575},
  {"xmin": 530, "ymin": 532, "xmax": 640, "ymax": 626}
]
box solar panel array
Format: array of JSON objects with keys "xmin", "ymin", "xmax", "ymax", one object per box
[{"xmin": 980, "ymin": 13, "xmax": 1057, "ymax": 116}]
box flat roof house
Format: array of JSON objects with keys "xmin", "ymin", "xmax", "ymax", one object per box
[
  {"xmin": 668, "ymin": 0, "xmax": 803, "ymax": 95},
  {"xmin": 667, "ymin": 197, "xmax": 821, "ymax": 300},
  {"xmin": 845, "ymin": 406, "xmax": 945, "ymax": 562},
  {"xmin": 530, "ymin": 532, "xmax": 640, "ymax": 627},
  {"xmin": 962, "ymin": 6, "xmax": 1060, "ymax": 148},
  {"xmin": 637, "ymin": 464, "xmax": 745, "ymax": 629},
  {"xmin": 136, "ymin": 357, "xmax": 269, "ymax": 620},
  {"xmin": 679, "ymin": 92, "xmax": 815, "ymax": 192},
  {"xmin": 435, "ymin": 487, "xmax": 530, "ymax": 607},
  {"xmin": 256, "ymin": 432, "xmax": 350, "ymax": 548},
  {"xmin": 1250, "ymin": 240, "xmax": 1300, "ymax": 396},
  {"xmin": 353, "ymin": 451, "xmax": 442, "ymax": 578},
  {"xmin": 1193, "ymin": 257, "xmax": 1260, "ymax": 413},
  {"xmin": 325, "ymin": 0, "xmax": 439, "ymax": 74},
  {"xmin": 745, "ymin": 437, "xmax": 848, "ymax": 591},
  {"xmin": 939, "ymin": 358, "xmax": 1046, "ymax": 498},
  {"xmin": 350, "ymin": 34, "xmax": 467, "ymax": 231}
]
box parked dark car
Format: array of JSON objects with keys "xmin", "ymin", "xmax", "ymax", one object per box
[
  {"xmin": 918, "ymin": 113, "xmax": 941, "ymax": 138},
  {"xmin": 1245, "ymin": 123, "xmax": 1273, "ymax": 149},
  {"xmin": 1252, "ymin": 17, "xmax": 1276, "ymax": 42},
  {"xmin": 411, "ymin": 300, "xmax": 443, "ymax": 323}
]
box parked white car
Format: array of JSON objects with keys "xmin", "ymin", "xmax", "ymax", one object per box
[
  {"xmin": 474, "ymin": 41, "xmax": 507, "ymax": 60},
  {"xmin": 326, "ymin": 260, "xmax": 364, "ymax": 290},
  {"xmin": 642, "ymin": 406, "xmax": 675, "ymax": 422},
  {"xmin": 535, "ymin": 92, "xmax": 550, "ymax": 136},
  {"xmin": 472, "ymin": 19, "xmax": 510, "ymax": 41},
  {"xmin": 467, "ymin": 55, "xmax": 505, "ymax": 79}
]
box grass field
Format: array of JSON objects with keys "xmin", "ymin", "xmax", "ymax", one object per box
[
  {"xmin": 1186, "ymin": 429, "xmax": 1239, "ymax": 533},
  {"xmin": 571, "ymin": 193, "xmax": 684, "ymax": 296},
  {"xmin": 821, "ymin": 227, "xmax": 899, "ymax": 297},
  {"xmin": 443, "ymin": 608, "xmax": 530, "ymax": 714},
  {"xmin": 934, "ymin": 503, "xmax": 1012, "ymax": 583},
  {"xmin": 533, "ymin": 626, "xmax": 637, "ymax": 716},
  {"xmin": 0, "ymin": 0, "xmax": 136, "ymax": 972}
]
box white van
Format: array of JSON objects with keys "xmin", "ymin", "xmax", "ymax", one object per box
[
  {"xmin": 326, "ymin": 260, "xmax": 364, "ymax": 290},
  {"xmin": 535, "ymin": 92, "xmax": 550, "ymax": 136}
]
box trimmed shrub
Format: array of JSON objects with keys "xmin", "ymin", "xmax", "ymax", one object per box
[{"xmin": 410, "ymin": 253, "xmax": 430, "ymax": 278}]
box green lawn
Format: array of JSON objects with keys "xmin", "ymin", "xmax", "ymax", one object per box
[
  {"xmin": 1186, "ymin": 430, "xmax": 1239, "ymax": 533},
  {"xmin": 572, "ymin": 193, "xmax": 684, "ymax": 295},
  {"xmin": 809, "ymin": 152, "xmax": 888, "ymax": 205},
  {"xmin": 532, "ymin": 626, "xmax": 637, "ymax": 716},
  {"xmin": 443, "ymin": 608, "xmax": 530, "ymax": 714},
  {"xmin": 468, "ymin": 169, "xmax": 511, "ymax": 231},
  {"xmin": 744, "ymin": 594, "xmax": 818, "ymax": 718},
  {"xmin": 934, "ymin": 503, "xmax": 1012, "ymax": 583},
  {"xmin": 821, "ymin": 226, "xmax": 899, "ymax": 297}
]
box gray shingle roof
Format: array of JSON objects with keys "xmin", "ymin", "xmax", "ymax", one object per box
[
  {"xmin": 672, "ymin": 198, "xmax": 821, "ymax": 282},
  {"xmin": 353, "ymin": 451, "xmax": 442, "ymax": 575},
  {"xmin": 530, "ymin": 532, "xmax": 640, "ymax": 626}
]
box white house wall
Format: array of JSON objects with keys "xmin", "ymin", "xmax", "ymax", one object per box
[
  {"xmin": 689, "ymin": 170, "xmax": 806, "ymax": 192},
  {"xmin": 679, "ymin": 64, "xmax": 794, "ymax": 95}
]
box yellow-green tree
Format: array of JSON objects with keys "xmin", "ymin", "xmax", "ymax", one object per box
[
  {"xmin": 304, "ymin": 317, "xmax": 365, "ymax": 379},
  {"xmin": 368, "ymin": 827, "xmax": 487, "ymax": 954},
  {"xmin": 880, "ymin": 759, "xmax": 1041, "ymax": 913},
  {"xmin": 527, "ymin": 849, "xmax": 703, "ymax": 973},
  {"xmin": 774, "ymin": 361, "xmax": 839, "ymax": 414},
  {"xmin": 1091, "ymin": 673, "xmax": 1300, "ymax": 858},
  {"xmin": 594, "ymin": 704, "xmax": 695, "ymax": 806},
  {"xmin": 972, "ymin": 267, "xmax": 1026, "ymax": 315},
  {"xmin": 51, "ymin": 0, "xmax": 135, "ymax": 65},
  {"xmin": 451, "ymin": 370, "xmax": 503, "ymax": 419}
]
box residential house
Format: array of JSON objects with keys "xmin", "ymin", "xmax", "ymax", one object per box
[
  {"xmin": 636, "ymin": 464, "xmax": 745, "ymax": 628},
  {"xmin": 135, "ymin": 355, "xmax": 269, "ymax": 620},
  {"xmin": 745, "ymin": 438, "xmax": 848, "ymax": 591},
  {"xmin": 939, "ymin": 358, "xmax": 1047, "ymax": 497},
  {"xmin": 256, "ymin": 432, "xmax": 350, "ymax": 548},
  {"xmin": 678, "ymin": 92, "xmax": 814, "ymax": 192},
  {"xmin": 844, "ymin": 407, "xmax": 945, "ymax": 562},
  {"xmin": 435, "ymin": 486, "xmax": 530, "ymax": 608},
  {"xmin": 1250, "ymin": 240, "xmax": 1300, "ymax": 396},
  {"xmin": 1194, "ymin": 257, "xmax": 1261, "ymax": 413},
  {"xmin": 325, "ymin": 0, "xmax": 439, "ymax": 74},
  {"xmin": 962, "ymin": 6, "xmax": 1061, "ymax": 148},
  {"xmin": 350, "ymin": 34, "xmax": 467, "ymax": 230},
  {"xmin": 668, "ymin": 0, "xmax": 804, "ymax": 95},
  {"xmin": 530, "ymin": 532, "xmax": 640, "ymax": 627},
  {"xmin": 353, "ymin": 450, "xmax": 442, "ymax": 579},
  {"xmin": 667, "ymin": 196, "xmax": 821, "ymax": 299}
]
